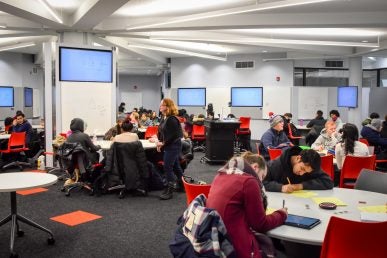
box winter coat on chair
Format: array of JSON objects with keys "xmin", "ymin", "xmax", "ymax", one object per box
[{"xmin": 104, "ymin": 141, "xmax": 150, "ymax": 191}]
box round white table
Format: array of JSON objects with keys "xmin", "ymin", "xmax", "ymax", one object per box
[
  {"xmin": 266, "ymin": 188, "xmax": 387, "ymax": 245},
  {"xmin": 0, "ymin": 172, "xmax": 58, "ymax": 256}
]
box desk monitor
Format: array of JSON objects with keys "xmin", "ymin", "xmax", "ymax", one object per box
[
  {"xmin": 337, "ymin": 86, "xmax": 358, "ymax": 108},
  {"xmin": 24, "ymin": 87, "xmax": 33, "ymax": 107},
  {"xmin": 0, "ymin": 86, "xmax": 14, "ymax": 107},
  {"xmin": 59, "ymin": 47, "xmax": 113, "ymax": 83},
  {"xmin": 231, "ymin": 87, "xmax": 263, "ymax": 107},
  {"xmin": 177, "ymin": 88, "xmax": 206, "ymax": 106}
]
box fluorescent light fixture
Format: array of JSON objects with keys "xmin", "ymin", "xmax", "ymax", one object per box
[
  {"xmin": 234, "ymin": 28, "xmax": 383, "ymax": 37},
  {"xmin": 0, "ymin": 24, "xmax": 6, "ymax": 29},
  {"xmin": 0, "ymin": 42, "xmax": 36, "ymax": 52},
  {"xmin": 151, "ymin": 36, "xmax": 379, "ymax": 48},
  {"xmin": 38, "ymin": 0, "xmax": 63, "ymax": 24},
  {"xmin": 128, "ymin": 44, "xmax": 227, "ymax": 61},
  {"xmin": 93, "ymin": 42, "xmax": 103, "ymax": 47},
  {"xmin": 127, "ymin": 0, "xmax": 335, "ymax": 30},
  {"xmin": 148, "ymin": 39, "xmax": 230, "ymax": 53},
  {"xmin": 367, "ymin": 57, "xmax": 376, "ymax": 61}
]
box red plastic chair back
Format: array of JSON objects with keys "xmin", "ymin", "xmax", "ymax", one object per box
[
  {"xmin": 182, "ymin": 177, "xmax": 211, "ymax": 206},
  {"xmin": 358, "ymin": 138, "xmax": 369, "ymax": 146},
  {"xmin": 144, "ymin": 126, "xmax": 158, "ymax": 139},
  {"xmin": 268, "ymin": 148, "xmax": 282, "ymax": 160},
  {"xmin": 320, "ymin": 216, "xmax": 387, "ymax": 258},
  {"xmin": 340, "ymin": 155, "xmax": 376, "ymax": 188},
  {"xmin": 1, "ymin": 132, "xmax": 28, "ymax": 153},
  {"xmin": 320, "ymin": 154, "xmax": 334, "ymax": 180},
  {"xmin": 191, "ymin": 125, "xmax": 205, "ymax": 140},
  {"xmin": 287, "ymin": 123, "xmax": 302, "ymax": 140},
  {"xmin": 4, "ymin": 125, "xmax": 11, "ymax": 132},
  {"xmin": 236, "ymin": 117, "xmax": 251, "ymax": 135}
]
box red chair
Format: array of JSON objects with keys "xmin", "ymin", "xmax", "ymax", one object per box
[
  {"xmin": 287, "ymin": 123, "xmax": 302, "ymax": 143},
  {"xmin": 320, "ymin": 154, "xmax": 334, "ymax": 180},
  {"xmin": 191, "ymin": 124, "xmax": 206, "ymax": 151},
  {"xmin": 268, "ymin": 148, "xmax": 282, "ymax": 160},
  {"xmin": 144, "ymin": 126, "xmax": 158, "ymax": 139},
  {"xmin": 340, "ymin": 155, "xmax": 376, "ymax": 188},
  {"xmin": 182, "ymin": 176, "xmax": 211, "ymax": 206},
  {"xmin": 320, "ymin": 216, "xmax": 387, "ymax": 258},
  {"xmin": 358, "ymin": 138, "xmax": 369, "ymax": 146},
  {"xmin": 0, "ymin": 132, "xmax": 32, "ymax": 171},
  {"xmin": 236, "ymin": 117, "xmax": 251, "ymax": 151}
]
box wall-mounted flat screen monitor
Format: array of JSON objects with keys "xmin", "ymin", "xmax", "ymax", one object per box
[
  {"xmin": 59, "ymin": 47, "xmax": 113, "ymax": 82},
  {"xmin": 177, "ymin": 88, "xmax": 206, "ymax": 106},
  {"xmin": 24, "ymin": 87, "xmax": 33, "ymax": 107},
  {"xmin": 231, "ymin": 87, "xmax": 263, "ymax": 107},
  {"xmin": 0, "ymin": 86, "xmax": 14, "ymax": 107},
  {"xmin": 337, "ymin": 86, "xmax": 358, "ymax": 108}
]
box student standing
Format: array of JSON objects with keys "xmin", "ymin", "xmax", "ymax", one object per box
[{"xmin": 157, "ymin": 98, "xmax": 184, "ymax": 200}]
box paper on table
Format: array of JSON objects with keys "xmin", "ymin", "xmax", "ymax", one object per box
[
  {"xmin": 358, "ymin": 205, "xmax": 387, "ymax": 213},
  {"xmin": 360, "ymin": 212, "xmax": 387, "ymax": 222},
  {"xmin": 266, "ymin": 208, "xmax": 276, "ymax": 215},
  {"xmin": 312, "ymin": 197, "xmax": 347, "ymax": 206},
  {"xmin": 290, "ymin": 190, "xmax": 318, "ymax": 198}
]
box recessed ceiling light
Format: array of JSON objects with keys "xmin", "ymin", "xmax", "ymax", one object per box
[
  {"xmin": 362, "ymin": 40, "xmax": 369, "ymax": 43},
  {"xmin": 262, "ymin": 50, "xmax": 268, "ymax": 53}
]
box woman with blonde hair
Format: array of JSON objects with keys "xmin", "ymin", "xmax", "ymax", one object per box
[
  {"xmin": 157, "ymin": 98, "xmax": 184, "ymax": 200},
  {"xmin": 207, "ymin": 152, "xmax": 288, "ymax": 258}
]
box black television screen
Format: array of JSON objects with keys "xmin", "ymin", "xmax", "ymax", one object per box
[
  {"xmin": 0, "ymin": 86, "xmax": 14, "ymax": 107},
  {"xmin": 59, "ymin": 47, "xmax": 113, "ymax": 82},
  {"xmin": 178, "ymin": 88, "xmax": 206, "ymax": 106},
  {"xmin": 231, "ymin": 87, "xmax": 263, "ymax": 107},
  {"xmin": 24, "ymin": 87, "xmax": 33, "ymax": 107},
  {"xmin": 337, "ymin": 86, "xmax": 358, "ymax": 108}
]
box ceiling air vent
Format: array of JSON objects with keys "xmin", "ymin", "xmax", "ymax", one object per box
[
  {"xmin": 325, "ymin": 60, "xmax": 343, "ymax": 68},
  {"xmin": 235, "ymin": 61, "xmax": 255, "ymax": 69}
]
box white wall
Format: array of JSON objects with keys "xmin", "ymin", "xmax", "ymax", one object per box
[
  {"xmin": 0, "ymin": 52, "xmax": 44, "ymax": 120},
  {"xmin": 118, "ymin": 74, "xmax": 162, "ymax": 112}
]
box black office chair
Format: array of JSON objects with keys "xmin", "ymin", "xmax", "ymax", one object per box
[{"xmin": 57, "ymin": 142, "xmax": 101, "ymax": 197}]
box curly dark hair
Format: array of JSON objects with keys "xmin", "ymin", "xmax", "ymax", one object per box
[{"xmin": 300, "ymin": 149, "xmax": 321, "ymax": 171}]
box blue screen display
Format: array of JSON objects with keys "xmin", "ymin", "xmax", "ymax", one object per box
[
  {"xmin": 60, "ymin": 47, "xmax": 112, "ymax": 82},
  {"xmin": 0, "ymin": 87, "xmax": 14, "ymax": 107},
  {"xmin": 231, "ymin": 87, "xmax": 263, "ymax": 107},
  {"xmin": 178, "ymin": 88, "xmax": 206, "ymax": 106},
  {"xmin": 337, "ymin": 86, "xmax": 358, "ymax": 108},
  {"xmin": 24, "ymin": 87, "xmax": 33, "ymax": 107}
]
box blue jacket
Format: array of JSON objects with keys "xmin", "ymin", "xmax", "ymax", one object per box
[
  {"xmin": 260, "ymin": 128, "xmax": 291, "ymax": 157},
  {"xmin": 361, "ymin": 126, "xmax": 387, "ymax": 151}
]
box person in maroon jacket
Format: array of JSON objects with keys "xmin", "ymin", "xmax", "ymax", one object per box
[{"xmin": 206, "ymin": 152, "xmax": 288, "ymax": 258}]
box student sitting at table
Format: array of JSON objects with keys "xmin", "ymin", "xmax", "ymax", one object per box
[
  {"xmin": 206, "ymin": 152, "xmax": 288, "ymax": 258},
  {"xmin": 129, "ymin": 111, "xmax": 140, "ymax": 131},
  {"xmin": 328, "ymin": 109, "xmax": 344, "ymax": 131},
  {"xmin": 311, "ymin": 120, "xmax": 341, "ymax": 152},
  {"xmin": 335, "ymin": 123, "xmax": 370, "ymax": 171},
  {"xmin": 149, "ymin": 111, "xmax": 160, "ymax": 125},
  {"xmin": 260, "ymin": 115, "xmax": 292, "ymax": 159},
  {"xmin": 66, "ymin": 118, "xmax": 101, "ymax": 164},
  {"xmin": 12, "ymin": 112, "xmax": 33, "ymax": 144},
  {"xmin": 113, "ymin": 121, "xmax": 139, "ymax": 143},
  {"xmin": 103, "ymin": 115, "xmax": 125, "ymax": 140},
  {"xmin": 263, "ymin": 146, "xmax": 334, "ymax": 193},
  {"xmin": 305, "ymin": 110, "xmax": 326, "ymax": 146},
  {"xmin": 139, "ymin": 112, "xmax": 152, "ymax": 128}
]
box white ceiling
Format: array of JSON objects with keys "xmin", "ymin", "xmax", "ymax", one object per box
[{"xmin": 0, "ymin": 0, "xmax": 387, "ymax": 75}]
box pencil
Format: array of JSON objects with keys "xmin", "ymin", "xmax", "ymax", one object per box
[
  {"xmin": 283, "ymin": 200, "xmax": 285, "ymax": 208},
  {"xmin": 287, "ymin": 177, "xmax": 291, "ymax": 185}
]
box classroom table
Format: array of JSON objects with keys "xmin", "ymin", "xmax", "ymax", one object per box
[
  {"xmin": 266, "ymin": 188, "xmax": 387, "ymax": 245},
  {"xmin": 0, "ymin": 134, "xmax": 11, "ymax": 140},
  {"xmin": 95, "ymin": 139, "xmax": 157, "ymax": 150},
  {"xmin": 0, "ymin": 172, "xmax": 58, "ymax": 256}
]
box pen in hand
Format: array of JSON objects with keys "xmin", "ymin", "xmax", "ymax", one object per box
[
  {"xmin": 283, "ymin": 199, "xmax": 285, "ymax": 208},
  {"xmin": 287, "ymin": 177, "xmax": 291, "ymax": 185}
]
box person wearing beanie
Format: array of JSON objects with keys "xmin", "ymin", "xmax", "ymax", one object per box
[
  {"xmin": 259, "ymin": 115, "xmax": 292, "ymax": 159},
  {"xmin": 361, "ymin": 112, "xmax": 380, "ymax": 126},
  {"xmin": 361, "ymin": 118, "xmax": 387, "ymax": 160}
]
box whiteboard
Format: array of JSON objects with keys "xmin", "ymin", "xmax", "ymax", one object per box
[
  {"xmin": 298, "ymin": 87, "xmax": 328, "ymax": 119},
  {"xmin": 61, "ymin": 82, "xmax": 113, "ymax": 135},
  {"xmin": 206, "ymin": 87, "xmax": 230, "ymax": 118},
  {"xmin": 33, "ymin": 89, "xmax": 41, "ymax": 117},
  {"xmin": 262, "ymin": 87, "xmax": 291, "ymax": 119}
]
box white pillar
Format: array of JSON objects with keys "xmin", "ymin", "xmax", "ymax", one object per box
[
  {"xmin": 348, "ymin": 57, "xmax": 363, "ymax": 129},
  {"xmin": 43, "ymin": 42, "xmax": 53, "ymax": 167}
]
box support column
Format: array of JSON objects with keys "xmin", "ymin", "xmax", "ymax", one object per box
[
  {"xmin": 348, "ymin": 57, "xmax": 363, "ymax": 129},
  {"xmin": 43, "ymin": 42, "xmax": 53, "ymax": 167}
]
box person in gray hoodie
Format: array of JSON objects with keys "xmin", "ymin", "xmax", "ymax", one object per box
[
  {"xmin": 311, "ymin": 120, "xmax": 341, "ymax": 152},
  {"xmin": 66, "ymin": 118, "xmax": 101, "ymax": 163}
]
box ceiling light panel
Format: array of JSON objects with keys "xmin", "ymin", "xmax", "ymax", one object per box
[
  {"xmin": 232, "ymin": 28, "xmax": 384, "ymax": 37},
  {"xmin": 148, "ymin": 39, "xmax": 232, "ymax": 53}
]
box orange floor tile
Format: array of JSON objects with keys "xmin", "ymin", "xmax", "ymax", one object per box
[
  {"xmin": 50, "ymin": 210, "xmax": 102, "ymax": 226},
  {"xmin": 17, "ymin": 187, "xmax": 48, "ymax": 195}
]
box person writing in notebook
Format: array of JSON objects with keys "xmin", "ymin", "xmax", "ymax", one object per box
[{"xmin": 263, "ymin": 146, "xmax": 333, "ymax": 193}]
